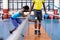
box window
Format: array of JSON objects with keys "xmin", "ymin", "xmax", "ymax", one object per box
[
  {"xmin": 8, "ymin": 0, "xmax": 54, "ymax": 11},
  {"xmin": 8, "ymin": 0, "xmax": 32, "ymax": 11},
  {"xmin": 45, "ymin": 0, "xmax": 54, "ymax": 11},
  {"xmin": 0, "ymin": 0, "xmax": 3, "ymax": 11},
  {"xmin": 59, "ymin": 0, "xmax": 60, "ymax": 6}
]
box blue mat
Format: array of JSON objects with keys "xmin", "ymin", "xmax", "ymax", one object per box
[
  {"xmin": 0, "ymin": 18, "xmax": 60, "ymax": 40},
  {"xmin": 41, "ymin": 19, "xmax": 60, "ymax": 40},
  {"xmin": 0, "ymin": 18, "xmax": 27, "ymax": 40}
]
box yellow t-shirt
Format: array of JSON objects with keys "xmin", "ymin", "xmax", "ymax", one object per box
[{"xmin": 32, "ymin": 0, "xmax": 45, "ymax": 10}]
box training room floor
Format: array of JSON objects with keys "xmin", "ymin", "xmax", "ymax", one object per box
[
  {"xmin": 0, "ymin": 19, "xmax": 60, "ymax": 40},
  {"xmin": 24, "ymin": 22, "xmax": 51, "ymax": 40},
  {"xmin": 24, "ymin": 19, "xmax": 60, "ymax": 40}
]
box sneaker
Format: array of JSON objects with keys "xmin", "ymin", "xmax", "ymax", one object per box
[
  {"xmin": 0, "ymin": 38, "xmax": 3, "ymax": 40},
  {"xmin": 34, "ymin": 30, "xmax": 37, "ymax": 35},
  {"xmin": 21, "ymin": 34, "xmax": 24, "ymax": 37},
  {"xmin": 10, "ymin": 29, "xmax": 14, "ymax": 34},
  {"xmin": 38, "ymin": 30, "xmax": 41, "ymax": 35}
]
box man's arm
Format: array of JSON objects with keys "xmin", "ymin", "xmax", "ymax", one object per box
[
  {"xmin": 31, "ymin": 2, "xmax": 34, "ymax": 11},
  {"xmin": 43, "ymin": 2, "xmax": 47, "ymax": 14},
  {"xmin": 29, "ymin": 2, "xmax": 34, "ymax": 14}
]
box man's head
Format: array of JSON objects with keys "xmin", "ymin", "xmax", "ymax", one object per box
[{"xmin": 23, "ymin": 5, "xmax": 29, "ymax": 12}]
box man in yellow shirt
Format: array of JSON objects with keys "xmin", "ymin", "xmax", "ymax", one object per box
[{"xmin": 31, "ymin": 0, "xmax": 46, "ymax": 35}]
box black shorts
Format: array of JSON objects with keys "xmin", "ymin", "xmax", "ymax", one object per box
[{"xmin": 34, "ymin": 10, "xmax": 42, "ymax": 23}]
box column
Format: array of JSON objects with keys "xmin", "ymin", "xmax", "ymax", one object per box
[{"xmin": 3, "ymin": 0, "xmax": 8, "ymax": 19}]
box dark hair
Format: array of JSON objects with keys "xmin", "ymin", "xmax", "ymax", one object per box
[{"xmin": 23, "ymin": 5, "xmax": 29, "ymax": 10}]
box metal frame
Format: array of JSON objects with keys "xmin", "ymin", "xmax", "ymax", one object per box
[
  {"xmin": 8, "ymin": 0, "xmax": 54, "ymax": 11},
  {"xmin": 45, "ymin": 0, "xmax": 54, "ymax": 11},
  {"xmin": 59, "ymin": 0, "xmax": 60, "ymax": 7},
  {"xmin": 0, "ymin": 1, "xmax": 3, "ymax": 11},
  {"xmin": 0, "ymin": 0, "xmax": 55, "ymax": 11}
]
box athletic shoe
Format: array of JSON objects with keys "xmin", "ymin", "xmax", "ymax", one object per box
[
  {"xmin": 21, "ymin": 34, "xmax": 24, "ymax": 37},
  {"xmin": 38, "ymin": 30, "xmax": 41, "ymax": 35},
  {"xmin": 0, "ymin": 38, "xmax": 3, "ymax": 40},
  {"xmin": 10, "ymin": 29, "xmax": 14, "ymax": 34},
  {"xmin": 34, "ymin": 30, "xmax": 37, "ymax": 35}
]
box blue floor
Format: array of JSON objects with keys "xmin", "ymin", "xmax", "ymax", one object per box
[
  {"xmin": 42, "ymin": 19, "xmax": 60, "ymax": 40},
  {"xmin": 0, "ymin": 18, "xmax": 60, "ymax": 40},
  {"xmin": 0, "ymin": 19, "xmax": 15, "ymax": 40},
  {"xmin": 0, "ymin": 18, "xmax": 28, "ymax": 40}
]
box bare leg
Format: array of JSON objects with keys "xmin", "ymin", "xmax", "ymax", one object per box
[
  {"xmin": 38, "ymin": 23, "xmax": 41, "ymax": 29},
  {"xmin": 34, "ymin": 20, "xmax": 38, "ymax": 35},
  {"xmin": 38, "ymin": 23, "xmax": 41, "ymax": 35},
  {"xmin": 34, "ymin": 20, "xmax": 37, "ymax": 29},
  {"xmin": 28, "ymin": 19, "xmax": 38, "ymax": 35}
]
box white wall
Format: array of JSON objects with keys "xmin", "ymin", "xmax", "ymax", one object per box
[
  {"xmin": 54, "ymin": 0, "xmax": 59, "ymax": 9},
  {"xmin": 3, "ymin": 0, "xmax": 8, "ymax": 9}
]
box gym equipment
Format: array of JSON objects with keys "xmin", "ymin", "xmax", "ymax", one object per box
[
  {"xmin": 53, "ymin": 9, "xmax": 58, "ymax": 15},
  {"xmin": 44, "ymin": 13, "xmax": 49, "ymax": 19}
]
